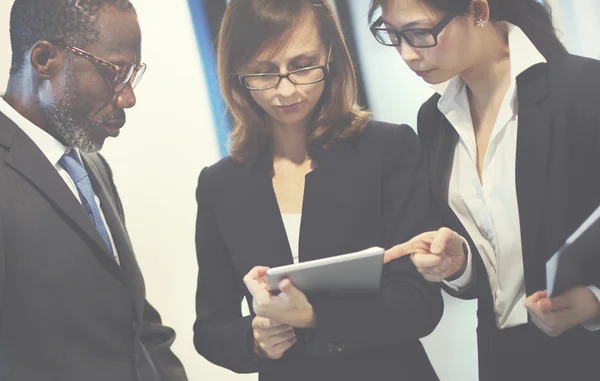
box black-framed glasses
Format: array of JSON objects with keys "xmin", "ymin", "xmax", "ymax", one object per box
[
  {"xmin": 239, "ymin": 46, "xmax": 332, "ymax": 91},
  {"xmin": 370, "ymin": 13, "xmax": 456, "ymax": 48},
  {"xmin": 53, "ymin": 41, "xmax": 146, "ymax": 93}
]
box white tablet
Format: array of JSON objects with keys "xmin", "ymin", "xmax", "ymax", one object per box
[{"xmin": 266, "ymin": 247, "xmax": 384, "ymax": 294}]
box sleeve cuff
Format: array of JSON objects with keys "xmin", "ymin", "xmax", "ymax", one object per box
[
  {"xmin": 443, "ymin": 236, "xmax": 475, "ymax": 292},
  {"xmin": 582, "ymin": 286, "xmax": 600, "ymax": 331}
]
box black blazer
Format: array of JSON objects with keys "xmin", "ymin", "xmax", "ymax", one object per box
[
  {"xmin": 194, "ymin": 121, "xmax": 443, "ymax": 381},
  {"xmin": 0, "ymin": 112, "xmax": 187, "ymax": 381},
  {"xmin": 417, "ymin": 54, "xmax": 600, "ymax": 381}
]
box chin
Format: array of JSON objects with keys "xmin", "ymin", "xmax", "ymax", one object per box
[
  {"xmin": 77, "ymin": 138, "xmax": 105, "ymax": 153},
  {"xmin": 425, "ymin": 72, "xmax": 455, "ymax": 85},
  {"xmin": 274, "ymin": 113, "xmax": 310, "ymax": 126}
]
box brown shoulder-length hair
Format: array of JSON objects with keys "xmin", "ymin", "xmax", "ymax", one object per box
[{"xmin": 218, "ymin": 0, "xmax": 370, "ymax": 164}]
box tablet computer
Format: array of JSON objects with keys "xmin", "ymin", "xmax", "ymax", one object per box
[
  {"xmin": 547, "ymin": 204, "xmax": 600, "ymax": 296},
  {"xmin": 266, "ymin": 246, "xmax": 384, "ymax": 294}
]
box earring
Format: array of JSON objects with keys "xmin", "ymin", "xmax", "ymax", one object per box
[{"xmin": 476, "ymin": 18, "xmax": 487, "ymax": 27}]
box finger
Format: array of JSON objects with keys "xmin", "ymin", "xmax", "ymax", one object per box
[
  {"xmin": 418, "ymin": 259, "xmax": 451, "ymax": 276},
  {"xmin": 525, "ymin": 298, "xmax": 542, "ymax": 315},
  {"xmin": 525, "ymin": 290, "xmax": 547, "ymax": 307},
  {"xmin": 244, "ymin": 266, "xmax": 270, "ymax": 297},
  {"xmin": 548, "ymin": 287, "xmax": 580, "ymax": 311},
  {"xmin": 267, "ymin": 327, "xmax": 296, "ymax": 346},
  {"xmin": 264, "ymin": 324, "xmax": 295, "ymax": 338},
  {"xmin": 429, "ymin": 228, "xmax": 458, "ymax": 255},
  {"xmin": 422, "ymin": 274, "xmax": 446, "ymax": 282},
  {"xmin": 271, "ymin": 335, "xmax": 297, "ymax": 353},
  {"xmin": 384, "ymin": 242, "xmax": 415, "ymax": 264},
  {"xmin": 279, "ymin": 279, "xmax": 305, "ymax": 301},
  {"xmin": 439, "ymin": 263, "xmax": 460, "ymax": 281},
  {"xmin": 383, "ymin": 232, "xmax": 435, "ymax": 264},
  {"xmin": 254, "ymin": 325, "xmax": 294, "ymax": 344},
  {"xmin": 411, "ymin": 253, "xmax": 444, "ymax": 268},
  {"xmin": 418, "ymin": 260, "xmax": 452, "ymax": 281},
  {"xmin": 537, "ymin": 297, "xmax": 555, "ymax": 314},
  {"xmin": 252, "ymin": 317, "xmax": 287, "ymax": 330}
]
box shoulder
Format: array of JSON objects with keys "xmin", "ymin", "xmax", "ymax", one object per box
[
  {"xmin": 416, "ymin": 93, "xmax": 443, "ymax": 141},
  {"xmin": 196, "ymin": 156, "xmax": 245, "ymax": 199},
  {"xmin": 359, "ymin": 120, "xmax": 419, "ymax": 149},
  {"xmin": 358, "ymin": 120, "xmax": 424, "ymax": 170},
  {"xmin": 540, "ymin": 54, "xmax": 600, "ymax": 99},
  {"xmin": 546, "ymin": 54, "xmax": 600, "ymax": 78}
]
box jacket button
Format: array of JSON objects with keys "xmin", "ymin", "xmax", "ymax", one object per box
[
  {"xmin": 327, "ymin": 343, "xmax": 335, "ymax": 353},
  {"xmin": 327, "ymin": 342, "xmax": 344, "ymax": 353}
]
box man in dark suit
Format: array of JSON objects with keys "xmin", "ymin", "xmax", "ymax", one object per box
[{"xmin": 0, "ymin": 1, "xmax": 187, "ymax": 380}]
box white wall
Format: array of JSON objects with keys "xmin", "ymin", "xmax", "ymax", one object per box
[{"xmin": 1, "ymin": 1, "xmax": 599, "ymax": 381}]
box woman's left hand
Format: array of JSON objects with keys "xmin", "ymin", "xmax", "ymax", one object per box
[
  {"xmin": 525, "ymin": 286, "xmax": 600, "ymax": 337},
  {"xmin": 243, "ymin": 266, "xmax": 316, "ymax": 328}
]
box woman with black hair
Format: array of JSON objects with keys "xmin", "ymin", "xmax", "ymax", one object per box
[{"xmin": 371, "ymin": 0, "xmax": 600, "ymax": 380}]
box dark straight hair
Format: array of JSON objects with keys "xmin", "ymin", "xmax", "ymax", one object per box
[{"xmin": 369, "ymin": 0, "xmax": 568, "ymax": 60}]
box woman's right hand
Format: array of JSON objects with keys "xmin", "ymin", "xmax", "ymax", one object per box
[
  {"xmin": 384, "ymin": 228, "xmax": 468, "ymax": 282},
  {"xmin": 252, "ymin": 316, "xmax": 297, "ymax": 359}
]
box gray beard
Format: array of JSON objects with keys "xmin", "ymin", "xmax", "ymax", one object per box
[{"xmin": 41, "ymin": 71, "xmax": 105, "ymax": 153}]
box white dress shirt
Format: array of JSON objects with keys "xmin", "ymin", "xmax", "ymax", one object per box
[
  {"xmin": 282, "ymin": 214, "xmax": 302, "ymax": 264},
  {"xmin": 435, "ymin": 25, "xmax": 599, "ymax": 330},
  {"xmin": 0, "ymin": 97, "xmax": 119, "ymax": 264}
]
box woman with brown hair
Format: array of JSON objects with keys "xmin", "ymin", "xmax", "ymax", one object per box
[{"xmin": 193, "ymin": 1, "xmax": 442, "ymax": 380}]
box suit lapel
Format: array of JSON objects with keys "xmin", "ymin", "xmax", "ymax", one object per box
[
  {"xmin": 1, "ymin": 119, "xmax": 122, "ymax": 279},
  {"xmin": 300, "ymin": 141, "xmax": 356, "ymax": 261},
  {"xmin": 428, "ymin": 115, "xmax": 458, "ymax": 206},
  {"xmin": 84, "ymin": 154, "xmax": 145, "ymax": 321},
  {"xmin": 242, "ymin": 161, "xmax": 294, "ymax": 271},
  {"xmin": 515, "ymin": 64, "xmax": 552, "ymax": 290}
]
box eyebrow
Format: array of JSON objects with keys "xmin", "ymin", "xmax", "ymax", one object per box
[
  {"xmin": 380, "ymin": 17, "xmax": 429, "ymax": 30},
  {"xmin": 253, "ymin": 50, "xmax": 322, "ymax": 66}
]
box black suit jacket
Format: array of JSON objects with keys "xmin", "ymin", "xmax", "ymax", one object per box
[
  {"xmin": 417, "ymin": 54, "xmax": 600, "ymax": 381},
  {"xmin": 0, "ymin": 111, "xmax": 187, "ymax": 381},
  {"xmin": 194, "ymin": 122, "xmax": 443, "ymax": 381}
]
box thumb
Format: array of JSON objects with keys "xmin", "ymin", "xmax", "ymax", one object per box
[
  {"xmin": 279, "ymin": 279, "xmax": 303, "ymax": 300},
  {"xmin": 547, "ymin": 289, "xmax": 575, "ymax": 312},
  {"xmin": 430, "ymin": 228, "xmax": 458, "ymax": 255}
]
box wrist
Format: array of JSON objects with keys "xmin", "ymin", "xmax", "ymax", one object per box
[
  {"xmin": 447, "ymin": 241, "xmax": 469, "ymax": 281},
  {"xmin": 300, "ymin": 305, "xmax": 316, "ymax": 328}
]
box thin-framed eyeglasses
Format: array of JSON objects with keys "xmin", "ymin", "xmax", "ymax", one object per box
[{"xmin": 239, "ymin": 45, "xmax": 333, "ymax": 91}]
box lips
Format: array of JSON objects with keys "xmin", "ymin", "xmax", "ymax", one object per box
[
  {"xmin": 276, "ymin": 101, "xmax": 304, "ymax": 113},
  {"xmin": 103, "ymin": 120, "xmax": 125, "ymax": 138},
  {"xmin": 413, "ymin": 69, "xmax": 433, "ymax": 77}
]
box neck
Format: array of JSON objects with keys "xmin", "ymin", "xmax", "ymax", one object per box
[
  {"xmin": 461, "ymin": 25, "xmax": 511, "ymax": 111},
  {"xmin": 4, "ymin": 73, "xmax": 48, "ymax": 131},
  {"xmin": 270, "ymin": 118, "xmax": 309, "ymax": 164}
]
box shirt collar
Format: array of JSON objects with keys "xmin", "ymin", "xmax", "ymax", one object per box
[
  {"xmin": 431, "ymin": 23, "xmax": 547, "ymax": 103},
  {"xmin": 0, "ymin": 96, "xmax": 81, "ymax": 166}
]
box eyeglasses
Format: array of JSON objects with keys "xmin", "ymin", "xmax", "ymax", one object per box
[
  {"xmin": 239, "ymin": 46, "xmax": 332, "ymax": 91},
  {"xmin": 53, "ymin": 42, "xmax": 146, "ymax": 93},
  {"xmin": 370, "ymin": 13, "xmax": 455, "ymax": 48}
]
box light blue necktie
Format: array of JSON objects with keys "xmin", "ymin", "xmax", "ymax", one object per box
[{"xmin": 59, "ymin": 151, "xmax": 115, "ymax": 258}]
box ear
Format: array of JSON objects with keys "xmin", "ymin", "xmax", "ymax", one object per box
[
  {"xmin": 470, "ymin": 0, "xmax": 491, "ymax": 25},
  {"xmin": 29, "ymin": 41, "xmax": 65, "ymax": 80}
]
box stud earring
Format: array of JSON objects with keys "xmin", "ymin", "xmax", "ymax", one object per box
[{"xmin": 476, "ymin": 18, "xmax": 487, "ymax": 27}]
